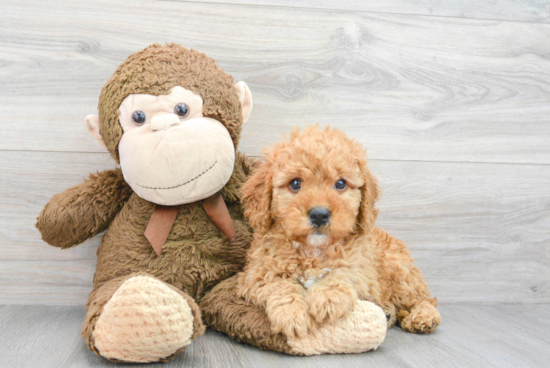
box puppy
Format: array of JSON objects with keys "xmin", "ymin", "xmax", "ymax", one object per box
[{"xmin": 237, "ymin": 126, "xmax": 440, "ymax": 339}]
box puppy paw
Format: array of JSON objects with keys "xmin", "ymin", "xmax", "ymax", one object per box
[
  {"xmin": 267, "ymin": 299, "xmax": 311, "ymax": 339},
  {"xmin": 398, "ymin": 301, "xmax": 441, "ymax": 334},
  {"xmin": 306, "ymin": 286, "xmax": 357, "ymax": 324}
]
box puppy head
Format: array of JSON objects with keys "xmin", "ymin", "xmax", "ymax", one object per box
[{"xmin": 242, "ymin": 126, "xmax": 379, "ymax": 246}]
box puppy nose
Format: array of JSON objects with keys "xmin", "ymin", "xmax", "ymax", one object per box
[
  {"xmin": 150, "ymin": 114, "xmax": 180, "ymax": 131},
  {"xmin": 308, "ymin": 207, "xmax": 331, "ymax": 227}
]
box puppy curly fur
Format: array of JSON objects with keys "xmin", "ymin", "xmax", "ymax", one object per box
[{"xmin": 237, "ymin": 126, "xmax": 441, "ymax": 338}]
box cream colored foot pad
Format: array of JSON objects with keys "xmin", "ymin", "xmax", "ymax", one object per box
[
  {"xmin": 93, "ymin": 275, "xmax": 194, "ymax": 362},
  {"xmin": 287, "ymin": 300, "xmax": 387, "ymax": 355}
]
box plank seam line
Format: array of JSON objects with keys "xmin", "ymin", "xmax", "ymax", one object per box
[
  {"xmin": 0, "ymin": 148, "xmax": 548, "ymax": 167},
  {"xmin": 164, "ymin": 0, "xmax": 550, "ymax": 26}
]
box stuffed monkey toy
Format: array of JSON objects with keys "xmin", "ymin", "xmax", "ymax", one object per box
[{"xmin": 36, "ymin": 44, "xmax": 386, "ymax": 363}]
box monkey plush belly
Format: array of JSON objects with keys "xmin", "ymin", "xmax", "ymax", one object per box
[{"xmin": 93, "ymin": 193, "xmax": 250, "ymax": 300}]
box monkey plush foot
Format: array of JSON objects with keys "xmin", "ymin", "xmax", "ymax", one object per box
[
  {"xmin": 286, "ymin": 300, "xmax": 387, "ymax": 355},
  {"xmin": 91, "ymin": 275, "xmax": 198, "ymax": 363}
]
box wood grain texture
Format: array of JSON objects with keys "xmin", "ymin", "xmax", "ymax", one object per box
[
  {"xmin": 1, "ymin": 150, "xmax": 548, "ymax": 305},
  {"xmin": 188, "ymin": 0, "xmax": 550, "ymax": 23},
  {"xmin": 1, "ymin": 0, "xmax": 549, "ymax": 310},
  {"xmin": 0, "ymin": 304, "xmax": 548, "ymax": 368},
  {"xmin": 1, "ymin": 0, "xmax": 550, "ymax": 164}
]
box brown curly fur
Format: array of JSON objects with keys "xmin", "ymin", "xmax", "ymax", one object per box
[{"xmin": 237, "ymin": 126, "xmax": 441, "ymax": 337}]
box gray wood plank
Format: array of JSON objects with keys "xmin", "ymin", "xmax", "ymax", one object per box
[
  {"xmin": 1, "ymin": 0, "xmax": 550, "ymax": 164},
  {"xmin": 0, "ymin": 261, "xmax": 96, "ymax": 306},
  {"xmin": 1, "ymin": 151, "xmax": 548, "ymax": 305},
  {"xmin": 188, "ymin": 0, "xmax": 550, "ymax": 23},
  {"xmin": 0, "ymin": 304, "xmax": 548, "ymax": 367},
  {"xmin": 0, "ymin": 151, "xmax": 114, "ymax": 263}
]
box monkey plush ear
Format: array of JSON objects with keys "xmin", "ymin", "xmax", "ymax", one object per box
[
  {"xmin": 234, "ymin": 81, "xmax": 253, "ymax": 124},
  {"xmin": 85, "ymin": 115, "xmax": 108, "ymax": 150}
]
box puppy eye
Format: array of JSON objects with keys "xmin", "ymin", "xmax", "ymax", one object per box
[
  {"xmin": 132, "ymin": 110, "xmax": 146, "ymax": 125},
  {"xmin": 174, "ymin": 103, "xmax": 189, "ymax": 118},
  {"xmin": 289, "ymin": 179, "xmax": 302, "ymax": 192},
  {"xmin": 334, "ymin": 179, "xmax": 347, "ymax": 190}
]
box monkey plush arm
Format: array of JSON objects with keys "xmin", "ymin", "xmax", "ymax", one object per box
[{"xmin": 36, "ymin": 168, "xmax": 132, "ymax": 249}]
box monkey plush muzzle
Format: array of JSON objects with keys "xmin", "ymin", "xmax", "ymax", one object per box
[
  {"xmin": 149, "ymin": 113, "xmax": 180, "ymax": 131},
  {"xmin": 119, "ymin": 116, "xmax": 235, "ymax": 206}
]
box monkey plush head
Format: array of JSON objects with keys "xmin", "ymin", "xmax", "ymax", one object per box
[{"xmin": 85, "ymin": 43, "xmax": 252, "ymax": 206}]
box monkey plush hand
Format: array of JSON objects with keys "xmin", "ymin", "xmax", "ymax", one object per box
[{"xmin": 36, "ymin": 44, "xmax": 256, "ymax": 363}]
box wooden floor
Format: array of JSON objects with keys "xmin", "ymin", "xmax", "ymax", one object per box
[{"xmin": 0, "ymin": 304, "xmax": 548, "ymax": 368}]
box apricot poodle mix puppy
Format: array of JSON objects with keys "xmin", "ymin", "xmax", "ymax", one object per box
[{"xmin": 237, "ymin": 126, "xmax": 441, "ymax": 339}]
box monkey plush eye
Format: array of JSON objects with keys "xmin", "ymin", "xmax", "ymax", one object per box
[
  {"xmin": 334, "ymin": 179, "xmax": 347, "ymax": 190},
  {"xmin": 174, "ymin": 103, "xmax": 189, "ymax": 118},
  {"xmin": 289, "ymin": 179, "xmax": 302, "ymax": 192},
  {"xmin": 132, "ymin": 110, "xmax": 146, "ymax": 125}
]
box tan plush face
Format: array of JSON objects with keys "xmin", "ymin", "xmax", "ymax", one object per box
[
  {"xmin": 271, "ymin": 149, "xmax": 364, "ymax": 248},
  {"xmin": 117, "ymin": 86, "xmax": 235, "ymax": 205}
]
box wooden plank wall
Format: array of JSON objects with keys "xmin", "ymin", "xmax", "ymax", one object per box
[{"xmin": 1, "ymin": 0, "xmax": 548, "ymax": 305}]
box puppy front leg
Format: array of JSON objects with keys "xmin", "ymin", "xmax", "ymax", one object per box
[
  {"xmin": 263, "ymin": 280, "xmax": 312, "ymax": 339},
  {"xmin": 305, "ymin": 271, "xmax": 358, "ymax": 325}
]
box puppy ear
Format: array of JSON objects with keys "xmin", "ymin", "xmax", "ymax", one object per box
[
  {"xmin": 242, "ymin": 160, "xmax": 273, "ymax": 234},
  {"xmin": 356, "ymin": 159, "xmax": 380, "ymax": 236}
]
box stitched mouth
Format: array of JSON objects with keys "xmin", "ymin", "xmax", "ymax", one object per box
[{"xmin": 136, "ymin": 161, "xmax": 217, "ymax": 190}]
